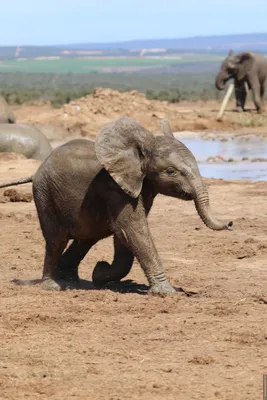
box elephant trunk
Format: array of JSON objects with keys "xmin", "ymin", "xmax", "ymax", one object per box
[
  {"xmin": 193, "ymin": 184, "xmax": 233, "ymax": 231},
  {"xmin": 8, "ymin": 112, "xmax": 16, "ymax": 124},
  {"xmin": 215, "ymin": 71, "xmax": 228, "ymax": 91}
]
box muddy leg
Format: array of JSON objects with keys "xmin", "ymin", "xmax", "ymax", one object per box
[
  {"xmin": 58, "ymin": 239, "xmax": 95, "ymax": 283},
  {"xmin": 42, "ymin": 235, "xmax": 68, "ymax": 291},
  {"xmin": 92, "ymin": 234, "xmax": 134, "ymax": 285},
  {"xmin": 234, "ymin": 80, "xmax": 247, "ymax": 111},
  {"xmin": 250, "ymin": 80, "xmax": 263, "ymax": 113},
  {"xmin": 260, "ymin": 85, "xmax": 265, "ymax": 111},
  {"xmin": 108, "ymin": 197, "xmax": 175, "ymax": 295}
]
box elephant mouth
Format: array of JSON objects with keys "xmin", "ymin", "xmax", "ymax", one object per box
[
  {"xmin": 162, "ymin": 188, "xmax": 193, "ymax": 201},
  {"xmin": 176, "ymin": 191, "xmax": 194, "ymax": 201}
]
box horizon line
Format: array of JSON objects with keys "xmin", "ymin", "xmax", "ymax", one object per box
[{"xmin": 1, "ymin": 31, "xmax": 267, "ymax": 48}]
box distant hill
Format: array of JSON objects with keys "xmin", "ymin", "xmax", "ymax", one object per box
[
  {"xmin": 1, "ymin": 33, "xmax": 267, "ymax": 61},
  {"xmin": 65, "ymin": 33, "xmax": 267, "ymax": 52}
]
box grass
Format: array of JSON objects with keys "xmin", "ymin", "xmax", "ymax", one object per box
[{"xmin": 0, "ymin": 55, "xmax": 224, "ymax": 74}]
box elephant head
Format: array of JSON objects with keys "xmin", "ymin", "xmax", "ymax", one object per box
[
  {"xmin": 0, "ymin": 96, "xmax": 16, "ymax": 123},
  {"xmin": 215, "ymin": 50, "xmax": 254, "ymax": 90},
  {"xmin": 95, "ymin": 117, "xmax": 232, "ymax": 231}
]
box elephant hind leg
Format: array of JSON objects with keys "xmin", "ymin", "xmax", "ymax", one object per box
[
  {"xmin": 92, "ymin": 234, "xmax": 134, "ymax": 285},
  {"xmin": 42, "ymin": 235, "xmax": 69, "ymax": 291},
  {"xmin": 34, "ymin": 193, "xmax": 68, "ymax": 290},
  {"xmin": 260, "ymin": 85, "xmax": 265, "ymax": 111},
  {"xmin": 58, "ymin": 239, "xmax": 96, "ymax": 282},
  {"xmin": 250, "ymin": 79, "xmax": 263, "ymax": 113}
]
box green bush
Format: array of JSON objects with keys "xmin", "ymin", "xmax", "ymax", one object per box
[{"xmin": 0, "ymin": 71, "xmax": 224, "ymax": 106}]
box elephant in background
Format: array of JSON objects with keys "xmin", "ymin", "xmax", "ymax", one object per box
[
  {"xmin": 0, "ymin": 124, "xmax": 52, "ymax": 161},
  {"xmin": 215, "ymin": 50, "xmax": 267, "ymax": 113},
  {"xmin": 0, "ymin": 117, "xmax": 232, "ymax": 295},
  {"xmin": 0, "ymin": 96, "xmax": 16, "ymax": 123}
]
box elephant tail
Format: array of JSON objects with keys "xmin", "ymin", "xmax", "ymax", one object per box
[{"xmin": 0, "ymin": 176, "xmax": 33, "ymax": 189}]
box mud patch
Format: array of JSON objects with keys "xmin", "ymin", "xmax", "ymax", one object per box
[{"xmin": 2, "ymin": 188, "xmax": 33, "ymax": 202}]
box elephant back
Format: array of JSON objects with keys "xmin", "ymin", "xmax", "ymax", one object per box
[{"xmin": 0, "ymin": 123, "xmax": 52, "ymax": 161}]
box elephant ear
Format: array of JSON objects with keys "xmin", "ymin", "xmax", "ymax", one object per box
[
  {"xmin": 160, "ymin": 118, "xmax": 174, "ymax": 138},
  {"xmin": 95, "ymin": 117, "xmax": 153, "ymax": 198},
  {"xmin": 235, "ymin": 52, "xmax": 254, "ymax": 81}
]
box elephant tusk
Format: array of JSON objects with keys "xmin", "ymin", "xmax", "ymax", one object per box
[{"xmin": 216, "ymin": 83, "xmax": 234, "ymax": 121}]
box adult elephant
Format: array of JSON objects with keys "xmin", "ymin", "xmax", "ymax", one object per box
[
  {"xmin": 0, "ymin": 96, "xmax": 16, "ymax": 123},
  {"xmin": 0, "ymin": 124, "xmax": 52, "ymax": 161},
  {"xmin": 215, "ymin": 50, "xmax": 267, "ymax": 113},
  {"xmin": 0, "ymin": 118, "xmax": 232, "ymax": 295}
]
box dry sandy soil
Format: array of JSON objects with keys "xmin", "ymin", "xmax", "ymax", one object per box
[
  {"xmin": 0, "ymin": 157, "xmax": 266, "ymax": 400},
  {"xmin": 11, "ymin": 88, "xmax": 267, "ymax": 140}
]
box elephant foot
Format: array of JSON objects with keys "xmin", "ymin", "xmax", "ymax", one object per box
[
  {"xmin": 92, "ymin": 261, "xmax": 115, "ymax": 285},
  {"xmin": 148, "ymin": 280, "xmax": 176, "ymax": 297},
  {"xmin": 59, "ymin": 272, "xmax": 80, "ymax": 284},
  {"xmin": 233, "ymin": 106, "xmax": 243, "ymax": 113},
  {"xmin": 41, "ymin": 278, "xmax": 61, "ymax": 291},
  {"xmin": 42, "ymin": 277, "xmax": 81, "ymax": 291}
]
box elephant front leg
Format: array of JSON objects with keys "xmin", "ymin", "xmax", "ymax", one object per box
[
  {"xmin": 109, "ymin": 203, "xmax": 176, "ymax": 296},
  {"xmin": 92, "ymin": 234, "xmax": 134, "ymax": 285},
  {"xmin": 234, "ymin": 80, "xmax": 247, "ymax": 111}
]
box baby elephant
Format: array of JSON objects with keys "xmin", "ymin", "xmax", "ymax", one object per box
[
  {"xmin": 0, "ymin": 117, "xmax": 233, "ymax": 295},
  {"xmin": 0, "ymin": 124, "xmax": 52, "ymax": 161}
]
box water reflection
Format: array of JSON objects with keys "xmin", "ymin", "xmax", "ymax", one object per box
[
  {"xmin": 198, "ymin": 162, "xmax": 267, "ymax": 181},
  {"xmin": 177, "ymin": 136, "xmax": 267, "ymax": 181},
  {"xmin": 179, "ymin": 137, "xmax": 267, "ymax": 162}
]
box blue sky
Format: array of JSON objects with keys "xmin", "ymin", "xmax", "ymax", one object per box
[{"xmin": 1, "ymin": 0, "xmax": 267, "ymax": 45}]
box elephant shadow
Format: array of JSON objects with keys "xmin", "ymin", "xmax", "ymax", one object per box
[{"xmin": 11, "ymin": 278, "xmax": 197, "ymax": 296}]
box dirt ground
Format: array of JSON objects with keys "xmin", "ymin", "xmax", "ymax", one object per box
[
  {"xmin": 11, "ymin": 88, "xmax": 267, "ymax": 140},
  {"xmin": 0, "ymin": 157, "xmax": 266, "ymax": 400}
]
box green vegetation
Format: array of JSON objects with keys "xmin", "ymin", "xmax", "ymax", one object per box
[
  {"xmin": 0, "ymin": 37, "xmax": 266, "ymax": 109},
  {"xmin": 0, "ymin": 56, "xmax": 224, "ymax": 74},
  {"xmin": 0, "ymin": 69, "xmax": 225, "ymax": 107}
]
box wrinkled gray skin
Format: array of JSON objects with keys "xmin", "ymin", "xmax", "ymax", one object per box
[
  {"xmin": 0, "ymin": 117, "xmax": 232, "ymax": 295},
  {"xmin": 0, "ymin": 96, "xmax": 16, "ymax": 123},
  {"xmin": 0, "ymin": 124, "xmax": 52, "ymax": 161},
  {"xmin": 215, "ymin": 50, "xmax": 267, "ymax": 113}
]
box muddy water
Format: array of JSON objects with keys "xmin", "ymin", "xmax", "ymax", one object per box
[
  {"xmin": 175, "ymin": 133, "xmax": 267, "ymax": 181},
  {"xmin": 51, "ymin": 134, "xmax": 267, "ymax": 181},
  {"xmin": 196, "ymin": 161, "xmax": 267, "ymax": 181}
]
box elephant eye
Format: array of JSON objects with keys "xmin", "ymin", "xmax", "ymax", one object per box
[{"xmin": 166, "ymin": 167, "xmax": 178, "ymax": 176}]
